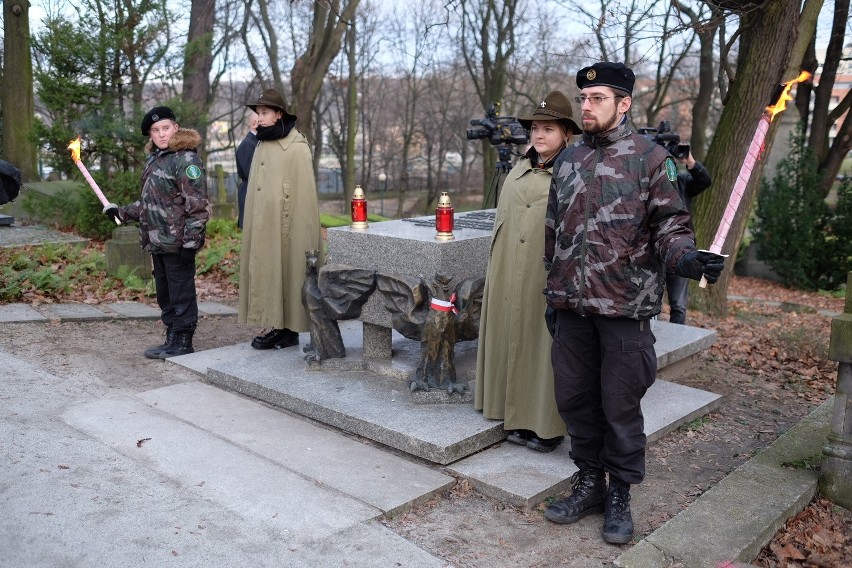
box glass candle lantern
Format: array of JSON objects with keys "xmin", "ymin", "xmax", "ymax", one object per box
[
  {"xmin": 435, "ymin": 191, "xmax": 454, "ymax": 241},
  {"xmin": 351, "ymin": 184, "xmax": 368, "ymax": 229}
]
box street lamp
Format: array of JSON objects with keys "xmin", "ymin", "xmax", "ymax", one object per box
[{"xmin": 378, "ymin": 171, "xmax": 387, "ymax": 217}]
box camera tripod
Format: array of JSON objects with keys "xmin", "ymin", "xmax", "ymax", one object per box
[{"xmin": 483, "ymin": 145, "xmax": 521, "ymax": 209}]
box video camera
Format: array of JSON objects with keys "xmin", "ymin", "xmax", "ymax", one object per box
[
  {"xmin": 637, "ymin": 120, "xmax": 690, "ymax": 160},
  {"xmin": 466, "ymin": 102, "xmax": 528, "ymax": 147}
]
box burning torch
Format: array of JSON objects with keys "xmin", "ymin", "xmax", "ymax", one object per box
[
  {"xmin": 698, "ymin": 71, "xmax": 811, "ymax": 288},
  {"xmin": 67, "ymin": 137, "xmax": 121, "ymax": 225}
]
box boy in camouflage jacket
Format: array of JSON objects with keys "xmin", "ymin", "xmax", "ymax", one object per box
[{"xmin": 105, "ymin": 106, "xmax": 210, "ymax": 359}]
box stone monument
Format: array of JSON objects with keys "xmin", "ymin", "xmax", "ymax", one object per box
[
  {"xmin": 210, "ymin": 164, "xmax": 235, "ymax": 221},
  {"xmin": 325, "ymin": 211, "xmax": 495, "ymax": 359},
  {"xmin": 820, "ymin": 271, "xmax": 852, "ymax": 509},
  {"xmin": 105, "ymin": 225, "xmax": 151, "ymax": 280}
]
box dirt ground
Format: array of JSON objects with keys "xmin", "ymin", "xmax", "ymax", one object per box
[{"xmin": 1, "ymin": 276, "xmax": 848, "ymax": 567}]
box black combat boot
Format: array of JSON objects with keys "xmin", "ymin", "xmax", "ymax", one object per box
[
  {"xmin": 159, "ymin": 330, "xmax": 194, "ymax": 359},
  {"xmin": 544, "ymin": 468, "xmax": 606, "ymax": 524},
  {"xmin": 602, "ymin": 477, "xmax": 634, "ymax": 544},
  {"xmin": 251, "ymin": 328, "xmax": 299, "ymax": 350},
  {"xmin": 144, "ymin": 328, "xmax": 175, "ymax": 359}
]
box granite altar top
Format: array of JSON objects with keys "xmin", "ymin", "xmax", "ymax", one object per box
[{"xmin": 329, "ymin": 210, "xmax": 496, "ymax": 242}]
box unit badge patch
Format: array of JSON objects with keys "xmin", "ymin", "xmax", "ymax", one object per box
[
  {"xmin": 185, "ymin": 165, "xmax": 202, "ymax": 180},
  {"xmin": 664, "ymin": 157, "xmax": 677, "ymax": 182}
]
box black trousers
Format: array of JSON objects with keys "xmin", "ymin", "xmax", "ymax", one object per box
[
  {"xmin": 551, "ymin": 309, "xmax": 656, "ymax": 484},
  {"xmin": 665, "ymin": 273, "xmax": 689, "ymax": 324},
  {"xmin": 152, "ymin": 252, "xmax": 198, "ymax": 332}
]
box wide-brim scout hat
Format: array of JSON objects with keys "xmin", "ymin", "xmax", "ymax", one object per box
[
  {"xmin": 576, "ymin": 62, "xmax": 635, "ymax": 95},
  {"xmin": 141, "ymin": 106, "xmax": 177, "ymax": 136},
  {"xmin": 247, "ymin": 88, "xmax": 297, "ymax": 121},
  {"xmin": 517, "ymin": 91, "xmax": 582, "ymax": 135}
]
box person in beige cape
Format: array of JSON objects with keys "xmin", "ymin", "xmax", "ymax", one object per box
[
  {"xmin": 238, "ymin": 88, "xmax": 322, "ymax": 349},
  {"xmin": 474, "ymin": 91, "xmax": 580, "ymax": 452}
]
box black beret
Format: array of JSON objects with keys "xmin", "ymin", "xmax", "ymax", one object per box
[
  {"xmin": 141, "ymin": 106, "xmax": 177, "ymax": 136},
  {"xmin": 576, "ymin": 62, "xmax": 635, "ymax": 95}
]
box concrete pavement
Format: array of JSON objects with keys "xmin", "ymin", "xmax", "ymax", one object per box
[
  {"xmin": 1, "ymin": 351, "xmax": 451, "ymax": 567},
  {"xmin": 0, "ymin": 301, "xmax": 834, "ymax": 567}
]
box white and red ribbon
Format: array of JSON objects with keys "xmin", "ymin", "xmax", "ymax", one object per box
[{"xmin": 430, "ymin": 293, "xmax": 458, "ymax": 315}]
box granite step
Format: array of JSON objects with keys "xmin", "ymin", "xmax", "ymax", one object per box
[
  {"xmin": 168, "ymin": 319, "xmax": 722, "ymax": 508},
  {"xmin": 61, "ymin": 380, "xmax": 451, "ymax": 566}
]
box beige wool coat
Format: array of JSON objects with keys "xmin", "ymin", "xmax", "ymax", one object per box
[
  {"xmin": 238, "ymin": 129, "xmax": 322, "ymax": 332},
  {"xmin": 474, "ymin": 157, "xmax": 567, "ymax": 439}
]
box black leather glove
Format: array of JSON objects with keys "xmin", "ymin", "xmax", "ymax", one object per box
[
  {"xmin": 676, "ymin": 250, "xmax": 726, "ymax": 284},
  {"xmin": 178, "ymin": 247, "xmax": 196, "ymax": 267},
  {"xmin": 103, "ymin": 203, "xmax": 120, "ymax": 224},
  {"xmin": 545, "ymin": 306, "xmax": 557, "ymax": 338}
]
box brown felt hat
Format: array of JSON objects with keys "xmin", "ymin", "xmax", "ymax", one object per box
[
  {"xmin": 247, "ymin": 88, "xmax": 297, "ymax": 121},
  {"xmin": 517, "ymin": 91, "xmax": 582, "ymax": 135}
]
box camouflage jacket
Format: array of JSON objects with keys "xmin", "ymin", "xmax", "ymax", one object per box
[
  {"xmin": 544, "ymin": 119, "xmax": 695, "ymax": 320},
  {"xmin": 119, "ymin": 128, "xmax": 210, "ymax": 254}
]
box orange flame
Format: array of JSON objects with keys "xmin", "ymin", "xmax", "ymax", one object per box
[
  {"xmin": 67, "ymin": 136, "xmax": 82, "ymax": 162},
  {"xmin": 766, "ymin": 71, "xmax": 812, "ymax": 121}
]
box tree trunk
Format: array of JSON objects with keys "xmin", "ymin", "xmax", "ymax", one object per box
[
  {"xmin": 690, "ymin": 0, "xmax": 809, "ymax": 316},
  {"xmin": 691, "ymin": 13, "xmax": 718, "ymax": 160},
  {"xmin": 182, "ymin": 0, "xmax": 216, "ymax": 156},
  {"xmin": 810, "ymin": 0, "xmax": 850, "ymax": 196},
  {"xmin": 2, "ymin": 0, "xmax": 38, "ymax": 181},
  {"xmin": 290, "ymin": 0, "xmax": 360, "ymax": 145}
]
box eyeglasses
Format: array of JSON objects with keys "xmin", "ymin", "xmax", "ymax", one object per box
[{"xmin": 574, "ymin": 95, "xmax": 624, "ymax": 105}]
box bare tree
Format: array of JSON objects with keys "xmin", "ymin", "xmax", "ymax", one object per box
[
  {"xmin": 386, "ymin": 2, "xmax": 440, "ymax": 217},
  {"xmin": 291, "ymin": 0, "xmax": 360, "ymax": 144},
  {"xmin": 419, "ymin": 61, "xmax": 467, "ymax": 211},
  {"xmin": 671, "ymin": 0, "xmax": 722, "ymax": 160},
  {"xmin": 806, "ymin": 0, "xmax": 852, "ymax": 196},
  {"xmin": 690, "ymin": 0, "xmax": 822, "ymax": 316},
  {"xmin": 241, "ymin": 0, "xmax": 360, "ymax": 145},
  {"xmin": 455, "ymin": 0, "xmax": 523, "ymax": 204}
]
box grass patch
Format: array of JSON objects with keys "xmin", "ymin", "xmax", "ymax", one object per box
[
  {"xmin": 320, "ymin": 213, "xmax": 390, "ymax": 228},
  {"xmin": 681, "ymin": 416, "xmax": 711, "ymax": 431},
  {"xmin": 782, "ymin": 454, "xmax": 822, "ymax": 471}
]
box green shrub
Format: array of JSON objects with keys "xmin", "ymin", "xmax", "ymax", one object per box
[
  {"xmin": 197, "ymin": 218, "xmax": 241, "ymax": 283},
  {"xmin": 0, "ymin": 243, "xmax": 104, "ymax": 301},
  {"xmin": 754, "ymin": 132, "xmax": 852, "ymax": 291},
  {"xmin": 74, "ymin": 170, "xmax": 142, "ymax": 239},
  {"xmin": 22, "ymin": 170, "xmax": 141, "ymax": 240}
]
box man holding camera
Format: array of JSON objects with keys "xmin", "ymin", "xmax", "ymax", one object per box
[
  {"xmin": 667, "ymin": 151, "xmax": 712, "ymax": 324},
  {"xmin": 543, "ymin": 61, "xmax": 725, "ymax": 544}
]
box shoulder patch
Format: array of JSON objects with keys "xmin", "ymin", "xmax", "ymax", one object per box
[
  {"xmin": 664, "ymin": 157, "xmax": 677, "ymax": 182},
  {"xmin": 185, "ymin": 165, "xmax": 202, "ymax": 180}
]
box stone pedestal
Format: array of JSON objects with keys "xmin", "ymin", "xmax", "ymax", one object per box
[
  {"xmin": 326, "ymin": 211, "xmax": 494, "ymax": 358},
  {"xmin": 820, "ymin": 272, "xmax": 852, "ymax": 509},
  {"xmin": 105, "ymin": 226, "xmax": 152, "ymax": 280},
  {"xmin": 211, "ymin": 164, "xmax": 235, "ymax": 221}
]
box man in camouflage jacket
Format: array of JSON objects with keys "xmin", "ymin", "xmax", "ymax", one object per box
[
  {"xmin": 105, "ymin": 106, "xmax": 210, "ymax": 360},
  {"xmin": 542, "ymin": 62, "xmax": 724, "ymax": 545}
]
